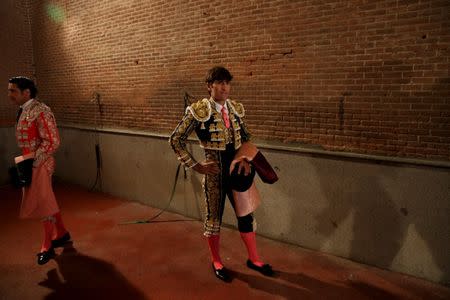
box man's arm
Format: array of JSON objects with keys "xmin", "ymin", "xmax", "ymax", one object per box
[
  {"xmin": 240, "ymin": 118, "xmax": 252, "ymax": 143},
  {"xmin": 169, "ymin": 110, "xmax": 220, "ymax": 175},
  {"xmin": 169, "ymin": 110, "xmax": 199, "ymax": 169},
  {"xmin": 33, "ymin": 109, "xmax": 60, "ymax": 167}
]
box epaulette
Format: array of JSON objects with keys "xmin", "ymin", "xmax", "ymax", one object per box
[
  {"xmin": 228, "ymin": 99, "xmax": 245, "ymax": 118},
  {"xmin": 28, "ymin": 100, "xmax": 52, "ymax": 119},
  {"xmin": 186, "ymin": 98, "xmax": 211, "ymax": 122}
]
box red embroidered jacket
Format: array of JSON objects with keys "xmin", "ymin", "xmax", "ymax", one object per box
[{"xmin": 15, "ymin": 99, "xmax": 60, "ymax": 173}]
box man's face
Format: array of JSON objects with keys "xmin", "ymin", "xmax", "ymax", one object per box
[
  {"xmin": 208, "ymin": 80, "xmax": 230, "ymax": 102},
  {"xmin": 8, "ymin": 83, "xmax": 30, "ymax": 106}
]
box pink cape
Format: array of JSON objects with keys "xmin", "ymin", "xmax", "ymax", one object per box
[{"xmin": 20, "ymin": 164, "xmax": 59, "ymax": 219}]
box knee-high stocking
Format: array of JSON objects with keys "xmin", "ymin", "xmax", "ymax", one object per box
[
  {"xmin": 52, "ymin": 212, "xmax": 67, "ymax": 239},
  {"xmin": 41, "ymin": 219, "xmax": 54, "ymax": 252},
  {"xmin": 240, "ymin": 232, "xmax": 264, "ymax": 267},
  {"xmin": 207, "ymin": 235, "xmax": 223, "ymax": 270}
]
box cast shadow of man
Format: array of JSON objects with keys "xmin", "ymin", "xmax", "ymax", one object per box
[
  {"xmin": 313, "ymin": 157, "xmax": 450, "ymax": 284},
  {"xmin": 311, "ymin": 158, "xmax": 407, "ymax": 270},
  {"xmin": 39, "ymin": 243, "xmax": 147, "ymax": 300},
  {"xmin": 230, "ymin": 269, "xmax": 399, "ymax": 300}
]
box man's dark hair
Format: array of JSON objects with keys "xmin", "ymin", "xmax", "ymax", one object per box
[
  {"xmin": 205, "ymin": 66, "xmax": 233, "ymax": 84},
  {"xmin": 8, "ymin": 76, "xmax": 37, "ymax": 98}
]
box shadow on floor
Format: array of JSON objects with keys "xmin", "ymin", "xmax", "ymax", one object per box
[
  {"xmin": 39, "ymin": 243, "xmax": 148, "ymax": 300},
  {"xmin": 230, "ymin": 268, "xmax": 400, "ymax": 300}
]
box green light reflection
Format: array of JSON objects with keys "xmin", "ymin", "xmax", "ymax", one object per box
[{"xmin": 46, "ymin": 3, "xmax": 66, "ymax": 24}]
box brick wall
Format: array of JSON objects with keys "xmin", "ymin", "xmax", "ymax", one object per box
[
  {"xmin": 0, "ymin": 0, "xmax": 34, "ymax": 126},
  {"xmin": 6, "ymin": 0, "xmax": 450, "ymax": 160}
]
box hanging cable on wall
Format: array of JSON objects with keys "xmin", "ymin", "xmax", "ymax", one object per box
[
  {"xmin": 119, "ymin": 91, "xmax": 197, "ymax": 225},
  {"xmin": 90, "ymin": 91, "xmax": 103, "ymax": 191}
]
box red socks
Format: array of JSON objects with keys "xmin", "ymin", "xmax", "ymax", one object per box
[
  {"xmin": 41, "ymin": 220, "xmax": 54, "ymax": 252},
  {"xmin": 207, "ymin": 232, "xmax": 265, "ymax": 269},
  {"xmin": 240, "ymin": 232, "xmax": 264, "ymax": 267},
  {"xmin": 41, "ymin": 212, "xmax": 68, "ymax": 252},
  {"xmin": 207, "ymin": 235, "xmax": 224, "ymax": 270},
  {"xmin": 53, "ymin": 212, "xmax": 67, "ymax": 239}
]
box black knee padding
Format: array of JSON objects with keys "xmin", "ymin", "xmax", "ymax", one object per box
[{"xmin": 237, "ymin": 214, "xmax": 254, "ymax": 232}]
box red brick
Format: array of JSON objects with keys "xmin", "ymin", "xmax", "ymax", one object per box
[{"xmin": 1, "ymin": 0, "xmax": 448, "ymax": 161}]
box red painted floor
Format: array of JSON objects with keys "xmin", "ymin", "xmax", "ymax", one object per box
[{"xmin": 0, "ymin": 183, "xmax": 449, "ymax": 300}]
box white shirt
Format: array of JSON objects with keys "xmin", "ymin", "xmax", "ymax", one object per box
[
  {"xmin": 213, "ymin": 98, "xmax": 229, "ymax": 115},
  {"xmin": 21, "ymin": 98, "xmax": 35, "ymax": 110}
]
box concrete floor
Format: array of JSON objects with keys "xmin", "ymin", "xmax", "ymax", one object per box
[{"xmin": 0, "ymin": 183, "xmax": 449, "ymax": 300}]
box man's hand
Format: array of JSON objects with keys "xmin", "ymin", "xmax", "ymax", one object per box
[
  {"xmin": 14, "ymin": 152, "xmax": 35, "ymax": 164},
  {"xmin": 229, "ymin": 158, "xmax": 251, "ymax": 176},
  {"xmin": 192, "ymin": 160, "xmax": 220, "ymax": 175}
]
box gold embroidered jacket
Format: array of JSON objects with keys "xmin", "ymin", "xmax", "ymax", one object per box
[{"xmin": 169, "ymin": 98, "xmax": 251, "ymax": 168}]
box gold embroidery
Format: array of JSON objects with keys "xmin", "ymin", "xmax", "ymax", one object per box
[
  {"xmin": 203, "ymin": 150, "xmax": 223, "ymax": 236},
  {"xmin": 224, "ymin": 127, "xmax": 234, "ymax": 144},
  {"xmin": 228, "ymin": 99, "xmax": 245, "ymax": 118},
  {"xmin": 187, "ymin": 98, "xmax": 211, "ymax": 122},
  {"xmin": 169, "ymin": 110, "xmax": 198, "ymax": 168},
  {"xmin": 15, "ymin": 100, "xmax": 60, "ymax": 174}
]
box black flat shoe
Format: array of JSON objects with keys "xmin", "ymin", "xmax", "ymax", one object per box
[
  {"xmin": 51, "ymin": 232, "xmax": 71, "ymax": 248},
  {"xmin": 37, "ymin": 248, "xmax": 55, "ymax": 265},
  {"xmin": 212, "ymin": 263, "xmax": 232, "ymax": 283},
  {"xmin": 246, "ymin": 259, "xmax": 274, "ymax": 276}
]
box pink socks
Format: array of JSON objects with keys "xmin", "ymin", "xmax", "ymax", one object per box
[
  {"xmin": 40, "ymin": 220, "xmax": 54, "ymax": 252},
  {"xmin": 240, "ymin": 232, "xmax": 264, "ymax": 267},
  {"xmin": 207, "ymin": 235, "xmax": 224, "ymax": 270},
  {"xmin": 52, "ymin": 212, "xmax": 67, "ymax": 239}
]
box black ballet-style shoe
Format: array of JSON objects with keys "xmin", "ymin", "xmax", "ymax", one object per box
[
  {"xmin": 212, "ymin": 263, "xmax": 232, "ymax": 283},
  {"xmin": 37, "ymin": 248, "xmax": 55, "ymax": 265},
  {"xmin": 51, "ymin": 232, "xmax": 71, "ymax": 248},
  {"xmin": 246, "ymin": 259, "xmax": 274, "ymax": 276}
]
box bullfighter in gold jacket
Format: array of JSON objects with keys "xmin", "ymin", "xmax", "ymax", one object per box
[{"xmin": 170, "ymin": 67, "xmax": 273, "ymax": 282}]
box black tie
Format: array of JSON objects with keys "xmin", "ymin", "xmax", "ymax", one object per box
[{"xmin": 16, "ymin": 107, "xmax": 23, "ymax": 123}]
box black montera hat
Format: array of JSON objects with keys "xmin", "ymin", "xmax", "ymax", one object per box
[{"xmin": 230, "ymin": 164, "xmax": 255, "ymax": 192}]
